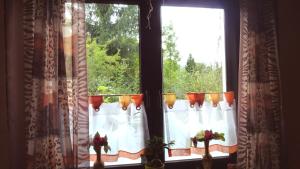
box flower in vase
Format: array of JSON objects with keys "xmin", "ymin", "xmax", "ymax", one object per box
[
  {"xmin": 191, "ymin": 130, "xmax": 225, "ymax": 147},
  {"xmin": 92, "ymin": 132, "xmax": 111, "ymax": 153}
]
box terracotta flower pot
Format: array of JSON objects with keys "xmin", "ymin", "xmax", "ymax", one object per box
[
  {"xmin": 186, "ymin": 92, "xmax": 197, "ymax": 108},
  {"xmin": 195, "ymin": 93, "xmax": 205, "ymax": 107},
  {"xmin": 89, "ymin": 96, "xmax": 104, "ymax": 112},
  {"xmin": 224, "ymin": 91, "xmax": 234, "ymax": 107},
  {"xmin": 131, "ymin": 94, "xmax": 144, "ymax": 110},
  {"xmin": 164, "ymin": 93, "xmax": 176, "ymax": 109},
  {"xmin": 119, "ymin": 95, "xmax": 131, "ymax": 110},
  {"xmin": 210, "ymin": 93, "xmax": 220, "ymax": 107}
]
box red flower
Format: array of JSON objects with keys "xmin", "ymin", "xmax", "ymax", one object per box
[{"xmin": 204, "ymin": 130, "xmax": 213, "ymax": 141}]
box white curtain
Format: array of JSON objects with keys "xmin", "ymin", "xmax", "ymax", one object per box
[
  {"xmin": 89, "ymin": 93, "xmax": 237, "ymax": 163},
  {"xmin": 89, "ymin": 102, "xmax": 150, "ymax": 163},
  {"xmin": 164, "ymin": 96, "xmax": 237, "ymax": 158}
]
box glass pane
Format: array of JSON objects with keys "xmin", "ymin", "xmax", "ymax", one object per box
[
  {"xmin": 86, "ymin": 4, "xmax": 140, "ymax": 97},
  {"xmin": 161, "ymin": 6, "xmax": 231, "ymax": 161},
  {"xmin": 86, "ymin": 4, "xmax": 146, "ymax": 166},
  {"xmin": 162, "ymin": 6, "xmax": 226, "ymax": 98}
]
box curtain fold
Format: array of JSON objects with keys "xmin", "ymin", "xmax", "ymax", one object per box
[
  {"xmin": 24, "ymin": 0, "xmax": 89, "ymax": 168},
  {"xmin": 237, "ymin": 0, "xmax": 282, "ymax": 168}
]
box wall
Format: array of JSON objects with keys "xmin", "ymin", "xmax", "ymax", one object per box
[
  {"xmin": 277, "ymin": 0, "xmax": 300, "ymax": 169},
  {"xmin": 0, "ymin": 0, "xmax": 10, "ymax": 168},
  {"xmin": 0, "ymin": 0, "xmax": 25, "ymax": 168}
]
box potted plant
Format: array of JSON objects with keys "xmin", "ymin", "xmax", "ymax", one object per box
[{"xmin": 142, "ymin": 136, "xmax": 174, "ymax": 169}]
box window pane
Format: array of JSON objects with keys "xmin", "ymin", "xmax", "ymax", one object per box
[
  {"xmin": 162, "ymin": 6, "xmax": 226, "ymax": 98},
  {"xmin": 86, "ymin": 4, "xmax": 140, "ymax": 97},
  {"xmin": 86, "ymin": 4, "xmax": 147, "ymax": 166},
  {"xmin": 161, "ymin": 6, "xmax": 236, "ymax": 161}
]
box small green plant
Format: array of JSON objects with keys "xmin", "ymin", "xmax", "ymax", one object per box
[{"xmin": 142, "ymin": 136, "xmax": 174, "ymax": 168}]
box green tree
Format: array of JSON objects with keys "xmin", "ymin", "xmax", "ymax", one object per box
[
  {"xmin": 162, "ymin": 23, "xmax": 181, "ymax": 94},
  {"xmin": 85, "ymin": 4, "xmax": 140, "ymax": 95},
  {"xmin": 185, "ymin": 54, "xmax": 196, "ymax": 73},
  {"xmin": 86, "ymin": 4, "xmax": 224, "ymax": 99}
]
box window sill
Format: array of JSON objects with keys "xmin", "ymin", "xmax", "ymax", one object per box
[{"xmin": 81, "ymin": 154, "xmax": 230, "ymax": 169}]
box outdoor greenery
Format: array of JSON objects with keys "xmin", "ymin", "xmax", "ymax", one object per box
[{"xmin": 86, "ymin": 4, "xmax": 223, "ymax": 99}]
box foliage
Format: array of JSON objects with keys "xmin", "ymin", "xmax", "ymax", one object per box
[
  {"xmin": 91, "ymin": 132, "xmax": 111, "ymax": 154},
  {"xmin": 191, "ymin": 130, "xmax": 225, "ymax": 147},
  {"xmin": 86, "ymin": 4, "xmax": 139, "ymax": 97},
  {"xmin": 185, "ymin": 54, "xmax": 196, "ymax": 73},
  {"xmin": 85, "ymin": 4, "xmax": 223, "ymax": 100}
]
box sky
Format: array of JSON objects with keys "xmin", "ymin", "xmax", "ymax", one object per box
[{"xmin": 161, "ymin": 6, "xmax": 225, "ymax": 67}]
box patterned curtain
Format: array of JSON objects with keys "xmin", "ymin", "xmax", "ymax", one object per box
[
  {"xmin": 23, "ymin": 0, "xmax": 89, "ymax": 168},
  {"xmin": 237, "ymin": 0, "xmax": 282, "ymax": 168}
]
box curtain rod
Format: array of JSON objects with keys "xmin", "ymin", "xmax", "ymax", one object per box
[{"xmin": 89, "ymin": 91, "xmax": 234, "ymax": 97}]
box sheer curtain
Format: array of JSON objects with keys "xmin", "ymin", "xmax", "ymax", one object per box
[
  {"xmin": 164, "ymin": 93, "xmax": 237, "ymax": 158},
  {"xmin": 89, "ymin": 101, "xmax": 150, "ymax": 163},
  {"xmin": 24, "ymin": 0, "xmax": 89, "ymax": 168},
  {"xmin": 238, "ymin": 0, "xmax": 282, "ymax": 168}
]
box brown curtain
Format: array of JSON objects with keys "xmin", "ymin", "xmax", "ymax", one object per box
[
  {"xmin": 23, "ymin": 0, "xmax": 89, "ymax": 168},
  {"xmin": 237, "ymin": 0, "xmax": 282, "ymax": 168}
]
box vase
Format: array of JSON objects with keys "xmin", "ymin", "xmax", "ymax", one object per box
[
  {"xmin": 94, "ymin": 149, "xmax": 104, "ymax": 169},
  {"xmin": 202, "ymin": 140, "xmax": 212, "ymax": 169}
]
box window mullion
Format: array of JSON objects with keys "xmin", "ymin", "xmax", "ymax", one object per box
[{"xmin": 140, "ymin": 0, "xmax": 164, "ymax": 141}]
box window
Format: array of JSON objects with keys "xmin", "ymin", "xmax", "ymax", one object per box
[
  {"xmin": 86, "ymin": 3, "xmax": 149, "ymax": 166},
  {"xmin": 85, "ymin": 0, "xmax": 239, "ymax": 168},
  {"xmin": 161, "ymin": 6, "xmax": 236, "ymax": 161}
]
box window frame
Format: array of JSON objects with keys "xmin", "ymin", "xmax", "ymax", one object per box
[{"xmin": 84, "ymin": 0, "xmax": 239, "ymax": 168}]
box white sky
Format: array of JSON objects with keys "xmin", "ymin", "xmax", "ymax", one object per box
[{"xmin": 161, "ymin": 6, "xmax": 225, "ymax": 66}]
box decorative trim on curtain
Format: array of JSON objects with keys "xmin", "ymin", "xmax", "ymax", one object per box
[
  {"xmin": 24, "ymin": 0, "xmax": 89, "ymax": 168},
  {"xmin": 90, "ymin": 149, "xmax": 145, "ymax": 162},
  {"xmin": 237, "ymin": 0, "xmax": 282, "ymax": 168}
]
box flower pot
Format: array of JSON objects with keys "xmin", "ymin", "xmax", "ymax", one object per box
[
  {"xmin": 195, "ymin": 93, "xmax": 205, "ymax": 107},
  {"xmin": 119, "ymin": 95, "xmax": 131, "ymax": 110},
  {"xmin": 164, "ymin": 93, "xmax": 176, "ymax": 109},
  {"xmin": 131, "ymin": 94, "xmax": 144, "ymax": 110},
  {"xmin": 186, "ymin": 92, "xmax": 196, "ymax": 108},
  {"xmin": 224, "ymin": 91, "xmax": 234, "ymax": 107},
  {"xmin": 89, "ymin": 96, "xmax": 104, "ymax": 112},
  {"xmin": 210, "ymin": 93, "xmax": 220, "ymax": 107}
]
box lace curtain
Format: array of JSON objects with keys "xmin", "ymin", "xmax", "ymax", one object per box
[
  {"xmin": 24, "ymin": 0, "xmax": 89, "ymax": 168},
  {"xmin": 89, "ymin": 102, "xmax": 150, "ymax": 163},
  {"xmin": 89, "ymin": 92, "xmax": 237, "ymax": 164},
  {"xmin": 164, "ymin": 93, "xmax": 237, "ymax": 158}
]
